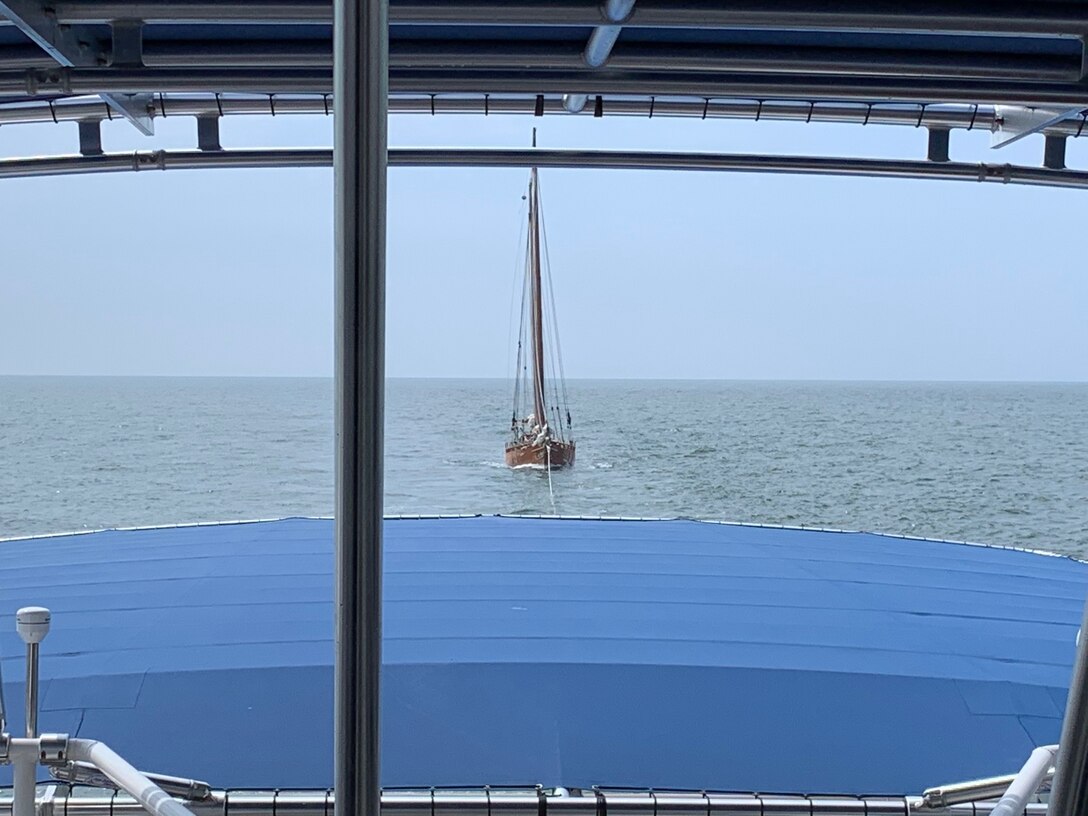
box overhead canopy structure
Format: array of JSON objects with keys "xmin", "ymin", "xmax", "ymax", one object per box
[
  {"xmin": 2, "ymin": 0, "xmax": 1088, "ymax": 108},
  {"xmin": 1, "ymin": 0, "xmax": 1088, "ymax": 181}
]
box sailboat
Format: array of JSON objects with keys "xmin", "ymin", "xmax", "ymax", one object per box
[{"xmin": 505, "ymin": 166, "xmax": 576, "ymax": 470}]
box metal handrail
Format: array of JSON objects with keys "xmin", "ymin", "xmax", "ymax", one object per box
[{"xmin": 0, "ymin": 787, "xmax": 1054, "ymax": 816}]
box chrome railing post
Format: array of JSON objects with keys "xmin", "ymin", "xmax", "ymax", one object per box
[{"xmin": 1049, "ymin": 602, "xmax": 1088, "ymax": 816}]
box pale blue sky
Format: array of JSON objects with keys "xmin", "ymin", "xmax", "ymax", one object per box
[{"xmin": 1, "ymin": 109, "xmax": 1085, "ymax": 380}]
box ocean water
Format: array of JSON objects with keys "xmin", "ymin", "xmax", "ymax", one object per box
[{"xmin": 1, "ymin": 376, "xmax": 1086, "ymax": 555}]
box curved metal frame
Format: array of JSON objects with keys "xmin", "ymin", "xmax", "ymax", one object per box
[{"xmin": 0, "ymin": 146, "xmax": 1086, "ymax": 190}]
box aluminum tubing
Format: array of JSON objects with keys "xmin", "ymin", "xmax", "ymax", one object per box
[
  {"xmin": 332, "ymin": 3, "xmax": 388, "ymax": 816},
  {"xmin": 988, "ymin": 745, "xmax": 1056, "ymax": 816},
  {"xmin": 42, "ymin": 0, "xmax": 1088, "ymax": 35},
  {"xmin": 10, "ymin": 741, "xmax": 36, "ymax": 816},
  {"xmin": 66, "ymin": 739, "xmax": 197, "ymax": 816}
]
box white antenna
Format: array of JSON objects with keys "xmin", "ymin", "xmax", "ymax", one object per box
[{"xmin": 16, "ymin": 606, "xmax": 51, "ymax": 738}]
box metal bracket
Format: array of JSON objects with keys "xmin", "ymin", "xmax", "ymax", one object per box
[
  {"xmin": 109, "ymin": 20, "xmax": 144, "ymax": 67},
  {"xmin": 78, "ymin": 120, "xmax": 103, "ymax": 156},
  {"xmin": 196, "ymin": 115, "xmax": 222, "ymax": 151},
  {"xmin": 0, "ymin": 0, "xmax": 152, "ymax": 134},
  {"xmin": 1044, "ymin": 134, "xmax": 1067, "ymax": 169},
  {"xmin": 563, "ymin": 0, "xmax": 635, "ymax": 110},
  {"xmin": 50, "ymin": 759, "xmax": 212, "ymax": 800},
  {"xmin": 992, "ymin": 105, "xmax": 1079, "ymax": 149},
  {"xmin": 38, "ymin": 733, "xmax": 70, "ymax": 766},
  {"xmin": 0, "ymin": 732, "xmax": 10, "ymax": 761},
  {"xmin": 927, "ymin": 128, "xmax": 950, "ymax": 163}
]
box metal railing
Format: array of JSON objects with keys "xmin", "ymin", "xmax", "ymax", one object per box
[
  {"xmin": 0, "ymin": 604, "xmax": 1066, "ymax": 816},
  {"xmin": 1, "ymin": 147, "xmax": 1087, "ymax": 190},
  {"xmin": 0, "ymin": 607, "xmax": 197, "ymax": 816},
  {"xmin": 0, "ymin": 787, "xmax": 1054, "ymax": 816}
]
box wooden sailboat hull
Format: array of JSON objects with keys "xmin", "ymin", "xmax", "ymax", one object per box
[{"xmin": 505, "ymin": 440, "xmax": 576, "ymax": 470}]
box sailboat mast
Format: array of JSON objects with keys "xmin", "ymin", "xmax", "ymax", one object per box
[{"xmin": 529, "ymin": 167, "xmax": 547, "ymax": 429}]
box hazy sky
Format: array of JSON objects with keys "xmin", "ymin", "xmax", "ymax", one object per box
[{"xmin": 1, "ymin": 108, "xmax": 1085, "ymax": 381}]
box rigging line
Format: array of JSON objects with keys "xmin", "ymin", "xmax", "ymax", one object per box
[
  {"xmin": 513, "ymin": 248, "xmax": 531, "ymax": 420},
  {"xmin": 507, "ymin": 192, "xmax": 530, "ymax": 407},
  {"xmin": 513, "ymin": 189, "xmax": 534, "ymax": 421},
  {"xmin": 537, "ymin": 179, "xmax": 567, "ymax": 413},
  {"xmin": 534, "ymin": 177, "xmax": 565, "ymax": 440},
  {"xmin": 537, "ymin": 187, "xmax": 572, "ymax": 426},
  {"xmin": 545, "ymin": 443, "xmax": 557, "ymax": 514}
]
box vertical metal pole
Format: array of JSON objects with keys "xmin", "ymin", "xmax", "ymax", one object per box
[
  {"xmin": 333, "ymin": 0, "xmax": 387, "ymax": 815},
  {"xmin": 12, "ymin": 745, "xmax": 37, "ymax": 816},
  {"xmin": 24, "ymin": 642, "xmax": 38, "ymax": 738},
  {"xmin": 1049, "ymin": 600, "xmax": 1088, "ymax": 816}
]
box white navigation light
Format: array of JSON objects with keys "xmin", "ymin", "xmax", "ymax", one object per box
[{"xmin": 16, "ymin": 607, "xmax": 51, "ymax": 644}]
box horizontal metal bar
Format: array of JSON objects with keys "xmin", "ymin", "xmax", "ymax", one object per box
[
  {"xmin": 11, "ymin": 93, "xmax": 1088, "ymax": 143},
  {"xmin": 141, "ymin": 40, "xmax": 582, "ymax": 70},
  {"xmin": 922, "ymin": 775, "xmax": 1022, "ymax": 808},
  {"xmin": 41, "ymin": 0, "xmax": 1088, "ymax": 36},
  {"xmin": 5, "ymin": 67, "xmax": 1088, "ymax": 107},
  {"xmin": 0, "ymin": 788, "xmax": 1055, "ymax": 816},
  {"xmin": 0, "ymin": 146, "xmax": 1086, "ymax": 190},
  {"xmin": 74, "ymin": 41, "xmax": 1077, "ymax": 82},
  {"xmin": 0, "ymin": 93, "xmax": 1012, "ymax": 133},
  {"xmin": 388, "ymin": 70, "xmax": 1088, "ymax": 107}
]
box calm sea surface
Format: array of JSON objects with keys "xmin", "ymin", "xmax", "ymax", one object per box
[{"xmin": 1, "ymin": 377, "xmax": 1086, "ymax": 555}]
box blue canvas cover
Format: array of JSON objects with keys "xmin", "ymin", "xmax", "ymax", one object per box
[{"xmin": 0, "ymin": 516, "xmax": 1084, "ymax": 795}]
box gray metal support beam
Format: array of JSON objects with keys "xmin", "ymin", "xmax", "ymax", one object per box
[
  {"xmin": 9, "ymin": 67, "xmax": 1088, "ymax": 108},
  {"xmin": 333, "ymin": 3, "xmax": 386, "ymax": 816},
  {"xmin": 0, "ymin": 39, "xmax": 1067, "ymax": 81},
  {"xmin": 563, "ymin": 0, "xmax": 634, "ymax": 113},
  {"xmin": 1049, "ymin": 602, "xmax": 1088, "ymax": 816},
  {"xmin": 42, "ymin": 0, "xmax": 1088, "ymax": 36},
  {"xmin": 0, "ymin": 0, "xmax": 153, "ymax": 133}
]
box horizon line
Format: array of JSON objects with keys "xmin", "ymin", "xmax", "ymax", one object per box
[{"xmin": 2, "ymin": 373, "xmax": 1087, "ymax": 385}]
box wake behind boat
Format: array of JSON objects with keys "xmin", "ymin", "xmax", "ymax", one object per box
[{"xmin": 506, "ymin": 164, "xmax": 575, "ymax": 470}]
